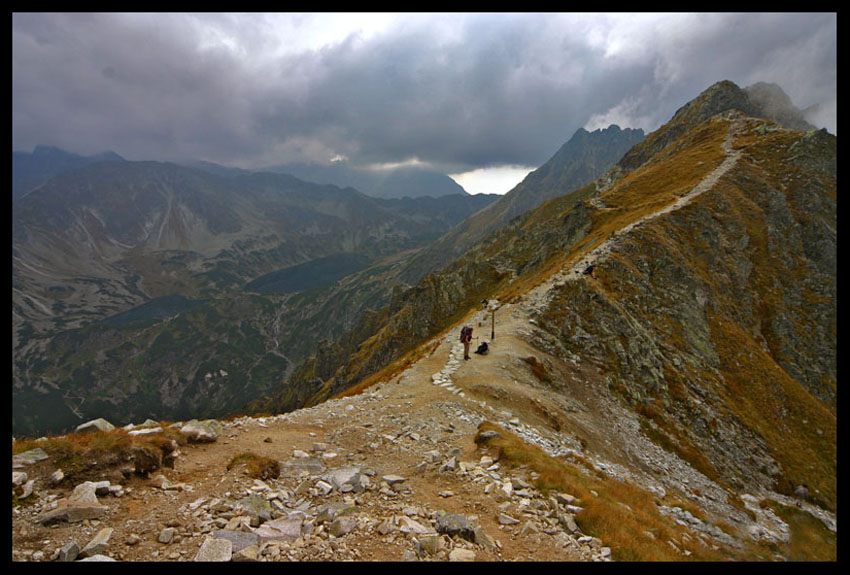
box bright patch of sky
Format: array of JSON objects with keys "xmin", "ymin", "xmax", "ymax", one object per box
[{"xmin": 451, "ymin": 165, "xmax": 535, "ymax": 196}]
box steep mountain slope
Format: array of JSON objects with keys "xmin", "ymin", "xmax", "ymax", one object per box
[
  {"xmin": 12, "ymin": 162, "xmax": 492, "ymax": 338},
  {"xmin": 11, "ymin": 315, "xmax": 836, "ymax": 562},
  {"xmin": 397, "ymin": 125, "xmax": 645, "ymax": 282},
  {"xmin": 268, "ymin": 81, "xmax": 835, "ymax": 516},
  {"xmin": 12, "ymin": 161, "xmax": 497, "ymax": 437}
]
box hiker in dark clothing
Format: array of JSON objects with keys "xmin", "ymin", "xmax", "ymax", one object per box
[
  {"xmin": 583, "ymin": 263, "xmax": 597, "ymax": 279},
  {"xmin": 460, "ymin": 326, "xmax": 474, "ymax": 360},
  {"xmin": 474, "ymin": 341, "xmax": 489, "ymax": 355}
]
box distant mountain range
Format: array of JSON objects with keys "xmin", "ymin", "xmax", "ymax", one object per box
[
  {"xmin": 11, "ymin": 156, "xmax": 496, "ymax": 436},
  {"xmin": 8, "ymin": 120, "xmax": 657, "ymax": 436},
  {"xmin": 14, "ymin": 147, "xmax": 469, "ymax": 202},
  {"xmin": 12, "ymin": 145, "xmax": 126, "ymax": 201},
  {"xmin": 257, "ymin": 162, "xmax": 469, "ymax": 200},
  {"xmin": 397, "ymin": 124, "xmax": 646, "ymax": 282}
]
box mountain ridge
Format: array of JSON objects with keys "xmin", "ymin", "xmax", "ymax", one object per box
[
  {"xmin": 265, "ymin": 80, "xmax": 835, "ymax": 514},
  {"xmin": 396, "ymin": 124, "xmax": 645, "ymax": 283}
]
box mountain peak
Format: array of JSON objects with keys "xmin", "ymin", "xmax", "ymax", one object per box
[
  {"xmin": 671, "ymin": 80, "xmax": 814, "ymax": 132},
  {"xmin": 616, "ymin": 80, "xmax": 815, "ymax": 174}
]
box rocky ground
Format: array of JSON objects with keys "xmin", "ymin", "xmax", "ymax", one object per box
[{"xmin": 11, "ymin": 301, "xmax": 835, "ymax": 562}]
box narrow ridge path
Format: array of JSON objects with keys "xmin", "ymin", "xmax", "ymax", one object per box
[{"xmin": 522, "ymin": 117, "xmax": 744, "ymax": 315}]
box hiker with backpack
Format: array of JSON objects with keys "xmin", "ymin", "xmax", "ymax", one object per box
[{"xmin": 460, "ymin": 325, "xmax": 475, "ymax": 360}]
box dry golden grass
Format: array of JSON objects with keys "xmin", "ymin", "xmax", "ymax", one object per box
[
  {"xmin": 336, "ymin": 338, "xmax": 441, "ymax": 399},
  {"xmin": 762, "ymin": 500, "xmax": 837, "ymax": 561},
  {"xmin": 226, "ymin": 452, "xmax": 280, "ymax": 480},
  {"xmin": 474, "ymin": 421, "xmax": 747, "ymax": 561},
  {"xmin": 12, "ymin": 426, "xmax": 186, "ymax": 482},
  {"xmin": 522, "ymin": 356, "xmax": 552, "ymax": 384}
]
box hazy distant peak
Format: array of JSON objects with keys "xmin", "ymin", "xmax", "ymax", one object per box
[{"xmin": 671, "ymin": 80, "xmax": 814, "ymax": 132}]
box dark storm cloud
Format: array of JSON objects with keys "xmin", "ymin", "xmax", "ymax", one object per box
[{"xmin": 12, "ymin": 13, "xmax": 837, "ymax": 174}]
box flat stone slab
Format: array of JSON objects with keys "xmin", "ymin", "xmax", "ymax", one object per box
[
  {"xmin": 252, "ymin": 516, "xmax": 304, "ymax": 544},
  {"xmin": 194, "ymin": 537, "xmax": 232, "ymax": 562},
  {"xmin": 212, "ymin": 530, "xmax": 259, "ymax": 554},
  {"xmin": 279, "ymin": 456, "xmax": 326, "ymax": 477},
  {"xmin": 37, "ymin": 482, "xmax": 109, "ymax": 525},
  {"xmin": 13, "ymin": 448, "xmax": 49, "ymax": 466}
]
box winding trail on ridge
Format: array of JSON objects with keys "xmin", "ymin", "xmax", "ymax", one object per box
[
  {"xmin": 423, "ymin": 116, "xmax": 749, "ymax": 462},
  {"xmin": 521, "ymin": 117, "xmax": 745, "ymax": 315}
]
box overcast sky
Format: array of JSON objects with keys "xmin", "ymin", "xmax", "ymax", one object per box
[{"xmin": 12, "ymin": 12, "xmax": 837, "ymax": 194}]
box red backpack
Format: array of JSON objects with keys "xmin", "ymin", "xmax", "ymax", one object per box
[{"xmin": 460, "ymin": 326, "xmax": 473, "ymax": 343}]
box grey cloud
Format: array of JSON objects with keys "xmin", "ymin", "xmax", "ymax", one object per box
[{"xmin": 12, "ymin": 13, "xmax": 836, "ymax": 175}]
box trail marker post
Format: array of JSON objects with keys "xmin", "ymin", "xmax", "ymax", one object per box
[{"xmin": 491, "ymin": 305, "xmax": 496, "ymax": 340}]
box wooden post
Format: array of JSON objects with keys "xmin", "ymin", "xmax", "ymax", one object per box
[{"xmin": 491, "ymin": 307, "xmax": 495, "ymax": 340}]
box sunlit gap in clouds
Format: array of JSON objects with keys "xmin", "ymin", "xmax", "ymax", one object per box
[{"xmin": 450, "ymin": 165, "xmax": 535, "ymax": 196}]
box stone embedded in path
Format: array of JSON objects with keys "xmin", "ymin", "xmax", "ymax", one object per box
[
  {"xmin": 77, "ymin": 554, "xmax": 117, "ymax": 562},
  {"xmin": 232, "ymin": 545, "xmax": 260, "ymax": 562},
  {"xmin": 212, "ymin": 530, "xmax": 259, "ymax": 554},
  {"xmin": 473, "ymin": 526, "xmax": 499, "ymax": 552},
  {"xmin": 194, "ymin": 537, "xmax": 233, "ymax": 562},
  {"xmin": 37, "ymin": 481, "xmax": 109, "ymax": 525},
  {"xmin": 329, "ymin": 516, "xmax": 358, "ymax": 537},
  {"xmin": 56, "ymin": 541, "xmax": 80, "ymax": 562},
  {"xmin": 280, "ymin": 456, "xmax": 326, "ymax": 477},
  {"xmin": 323, "ymin": 466, "xmax": 362, "ymax": 491},
  {"xmin": 498, "ymin": 513, "xmax": 520, "ymax": 525},
  {"xmin": 434, "ymin": 510, "xmax": 475, "ymax": 542},
  {"xmin": 397, "ymin": 516, "xmax": 434, "ymax": 535},
  {"xmin": 80, "ymin": 527, "xmax": 113, "ymax": 558},
  {"xmin": 449, "ymin": 548, "xmax": 476, "ymax": 562},
  {"xmin": 235, "ymin": 493, "xmax": 273, "ymax": 523},
  {"xmin": 252, "ymin": 515, "xmax": 304, "ymax": 544}
]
